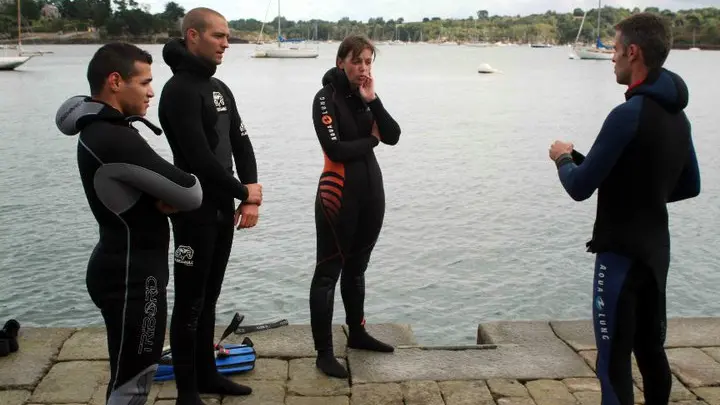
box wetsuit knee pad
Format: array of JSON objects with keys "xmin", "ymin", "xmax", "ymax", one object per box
[{"xmin": 311, "ymin": 269, "xmax": 342, "ymax": 289}]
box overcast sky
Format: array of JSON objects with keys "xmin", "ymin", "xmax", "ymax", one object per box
[{"xmin": 142, "ymin": 0, "xmax": 720, "ymax": 21}]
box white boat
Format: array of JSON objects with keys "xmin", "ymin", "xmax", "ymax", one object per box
[
  {"xmin": 570, "ymin": 1, "xmax": 615, "ymax": 61},
  {"xmin": 573, "ymin": 46, "xmax": 614, "ymax": 60},
  {"xmin": 0, "ymin": 55, "xmax": 32, "ymax": 70},
  {"xmin": 262, "ymin": 46, "xmax": 319, "ymax": 58},
  {"xmin": 477, "ymin": 63, "xmax": 501, "ymax": 74},
  {"xmin": 0, "ymin": 0, "xmax": 43, "ymax": 70},
  {"xmin": 465, "ymin": 42, "xmax": 494, "ymax": 47},
  {"xmin": 252, "ymin": 0, "xmax": 318, "ymax": 59}
]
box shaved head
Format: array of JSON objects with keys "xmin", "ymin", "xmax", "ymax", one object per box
[
  {"xmin": 181, "ymin": 7, "xmax": 226, "ymax": 39},
  {"xmin": 180, "ymin": 6, "xmax": 231, "ymax": 65}
]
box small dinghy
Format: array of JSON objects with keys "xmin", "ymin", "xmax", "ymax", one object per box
[{"xmin": 477, "ymin": 63, "xmax": 501, "ymax": 74}]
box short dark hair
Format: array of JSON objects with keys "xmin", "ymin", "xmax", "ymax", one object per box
[
  {"xmin": 615, "ymin": 12, "xmax": 672, "ymax": 69},
  {"xmin": 336, "ymin": 34, "xmax": 376, "ymax": 62},
  {"xmin": 86, "ymin": 42, "xmax": 152, "ymax": 96},
  {"xmin": 181, "ymin": 7, "xmax": 225, "ymax": 38}
]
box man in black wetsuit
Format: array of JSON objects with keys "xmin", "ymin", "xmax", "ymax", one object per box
[
  {"xmin": 549, "ymin": 13, "xmax": 700, "ymax": 405},
  {"xmin": 55, "ymin": 43, "xmax": 203, "ymax": 405},
  {"xmin": 157, "ymin": 7, "xmax": 262, "ymax": 405},
  {"xmin": 309, "ymin": 35, "xmax": 402, "ymax": 378}
]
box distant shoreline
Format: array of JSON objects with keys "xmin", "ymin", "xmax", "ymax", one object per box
[
  {"xmin": 4, "ymin": 39, "xmax": 716, "ymax": 51},
  {"xmin": 0, "ymin": 36, "xmax": 251, "ymax": 46},
  {"xmin": 1, "ymin": 31, "xmax": 716, "ymax": 50}
]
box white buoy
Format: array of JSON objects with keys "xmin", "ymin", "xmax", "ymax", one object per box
[{"xmin": 477, "ymin": 63, "xmax": 501, "ymax": 74}]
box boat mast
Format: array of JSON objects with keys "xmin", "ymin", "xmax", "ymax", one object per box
[
  {"xmin": 17, "ymin": 0, "xmax": 21, "ymax": 48},
  {"xmin": 596, "ymin": 0, "xmax": 601, "ymax": 47},
  {"xmin": 574, "ymin": 10, "xmax": 587, "ymax": 45}
]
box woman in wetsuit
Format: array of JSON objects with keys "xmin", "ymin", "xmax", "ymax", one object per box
[{"xmin": 309, "ymin": 34, "xmax": 402, "ymax": 378}]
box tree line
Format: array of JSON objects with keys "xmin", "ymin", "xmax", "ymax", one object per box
[
  {"xmin": 0, "ymin": 0, "xmax": 185, "ymax": 38},
  {"xmin": 0, "ymin": 0, "xmax": 717, "ymax": 47}
]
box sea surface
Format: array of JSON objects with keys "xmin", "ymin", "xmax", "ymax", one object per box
[{"xmin": 0, "ymin": 42, "xmax": 718, "ymax": 345}]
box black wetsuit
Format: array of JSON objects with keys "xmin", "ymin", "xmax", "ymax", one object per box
[
  {"xmin": 55, "ymin": 96, "xmax": 202, "ymax": 405},
  {"xmin": 158, "ymin": 38, "xmax": 257, "ymax": 402},
  {"xmin": 554, "ymin": 68, "xmax": 700, "ymax": 405},
  {"xmin": 309, "ymin": 67, "xmax": 401, "ymax": 353}
]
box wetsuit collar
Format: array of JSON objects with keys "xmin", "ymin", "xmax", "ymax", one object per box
[
  {"xmin": 625, "ymin": 68, "xmax": 658, "ymax": 99},
  {"xmin": 624, "ymin": 67, "xmax": 689, "ymax": 113},
  {"xmin": 321, "ymin": 67, "xmax": 355, "ymax": 97},
  {"xmin": 55, "ymin": 95, "xmax": 163, "ymax": 136},
  {"xmin": 162, "ymin": 37, "xmax": 217, "ymax": 78}
]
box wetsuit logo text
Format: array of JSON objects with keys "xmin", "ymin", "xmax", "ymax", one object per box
[
  {"xmin": 239, "ymin": 121, "xmax": 248, "ymax": 137},
  {"xmin": 174, "ymin": 245, "xmax": 194, "ymax": 267},
  {"xmin": 138, "ymin": 276, "xmax": 158, "ymax": 354},
  {"xmin": 213, "ymin": 91, "xmax": 227, "ymax": 112},
  {"xmin": 595, "ymin": 264, "xmax": 610, "ymax": 341},
  {"xmin": 318, "ymin": 96, "xmax": 337, "ymax": 141}
]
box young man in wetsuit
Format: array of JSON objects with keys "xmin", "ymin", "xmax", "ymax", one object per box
[
  {"xmin": 55, "ymin": 43, "xmax": 204, "ymax": 405},
  {"xmin": 549, "ymin": 13, "xmax": 700, "ymax": 405},
  {"xmin": 309, "ymin": 35, "xmax": 402, "ymax": 378},
  {"xmin": 157, "ymin": 7, "xmax": 262, "ymax": 405}
]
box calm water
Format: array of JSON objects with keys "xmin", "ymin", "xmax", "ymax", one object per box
[{"xmin": 0, "ymin": 43, "xmax": 718, "ymax": 345}]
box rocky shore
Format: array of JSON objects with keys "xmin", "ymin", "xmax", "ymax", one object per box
[{"xmin": 1, "ymin": 317, "xmax": 720, "ymax": 404}]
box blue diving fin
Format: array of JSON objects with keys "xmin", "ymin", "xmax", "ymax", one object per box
[
  {"xmin": 153, "ymin": 340, "xmax": 256, "ymax": 381},
  {"xmin": 153, "ymin": 312, "xmax": 256, "ymax": 382}
]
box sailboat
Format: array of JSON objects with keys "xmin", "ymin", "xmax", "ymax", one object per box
[
  {"xmin": 388, "ymin": 25, "xmax": 405, "ymax": 45},
  {"xmin": 571, "ymin": 0, "xmax": 614, "ymax": 60},
  {"xmin": 253, "ymin": 0, "xmax": 319, "ymax": 58},
  {"xmin": 689, "ymin": 30, "xmax": 700, "ymax": 51},
  {"xmin": 0, "ymin": 0, "xmax": 44, "ymax": 70}
]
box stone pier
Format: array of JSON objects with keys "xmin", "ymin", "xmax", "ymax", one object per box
[{"xmin": 2, "ymin": 317, "xmax": 720, "ymax": 404}]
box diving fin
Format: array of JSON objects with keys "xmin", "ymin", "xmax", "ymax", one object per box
[
  {"xmin": 216, "ymin": 312, "xmax": 244, "ymax": 347},
  {"xmin": 153, "ymin": 312, "xmax": 255, "ymax": 382},
  {"xmin": 154, "ymin": 340, "xmax": 256, "ymax": 382}
]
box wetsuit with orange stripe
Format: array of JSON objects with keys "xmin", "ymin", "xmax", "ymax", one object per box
[{"xmin": 309, "ymin": 67, "xmax": 401, "ymax": 352}]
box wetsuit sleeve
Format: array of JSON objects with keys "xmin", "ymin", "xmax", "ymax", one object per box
[
  {"xmin": 224, "ymin": 85, "xmax": 258, "ymax": 184},
  {"xmin": 554, "ymin": 103, "xmax": 640, "ymax": 201},
  {"xmin": 571, "ymin": 150, "xmax": 586, "ymax": 165},
  {"xmin": 161, "ymin": 83, "xmax": 249, "ymax": 201},
  {"xmin": 668, "ymin": 134, "xmax": 700, "ymax": 202},
  {"xmin": 313, "ymin": 90, "xmax": 379, "ymax": 162},
  {"xmin": 367, "ymin": 96, "xmax": 401, "ymax": 145},
  {"xmin": 101, "ymin": 129, "xmax": 203, "ymax": 211}
]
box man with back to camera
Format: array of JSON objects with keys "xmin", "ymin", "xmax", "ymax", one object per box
[
  {"xmin": 54, "ymin": 42, "xmax": 204, "ymax": 405},
  {"xmin": 548, "ymin": 13, "xmax": 700, "ymax": 405},
  {"xmin": 157, "ymin": 7, "xmax": 262, "ymax": 405}
]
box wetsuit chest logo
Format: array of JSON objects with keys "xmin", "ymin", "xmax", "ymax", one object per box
[
  {"xmin": 213, "ymin": 92, "xmax": 228, "ymax": 113},
  {"xmin": 174, "ymin": 245, "xmax": 195, "ymax": 266}
]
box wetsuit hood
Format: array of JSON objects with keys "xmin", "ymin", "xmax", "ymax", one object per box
[
  {"xmin": 626, "ymin": 68, "xmax": 689, "ymax": 113},
  {"xmin": 321, "ymin": 66, "xmax": 352, "ymax": 94},
  {"xmin": 163, "ymin": 37, "xmax": 217, "ymax": 77},
  {"xmin": 55, "ymin": 95, "xmax": 162, "ymax": 136}
]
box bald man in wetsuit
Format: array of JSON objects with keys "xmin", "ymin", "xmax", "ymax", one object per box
[{"xmin": 158, "ymin": 7, "xmax": 262, "ymax": 405}]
